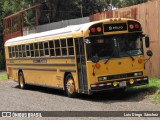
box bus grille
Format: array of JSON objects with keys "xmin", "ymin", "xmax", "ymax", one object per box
[{"xmin": 98, "ymin": 72, "xmax": 143, "ymax": 81}]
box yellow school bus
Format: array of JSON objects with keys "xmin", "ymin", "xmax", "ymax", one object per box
[{"xmin": 5, "ymin": 18, "xmax": 152, "ymax": 97}]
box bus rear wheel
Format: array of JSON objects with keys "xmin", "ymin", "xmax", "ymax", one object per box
[
  {"xmin": 65, "ymin": 74, "xmax": 77, "ymax": 98},
  {"xmin": 18, "ymin": 72, "xmax": 26, "ymax": 89}
]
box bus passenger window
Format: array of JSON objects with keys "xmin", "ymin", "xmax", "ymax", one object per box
[
  {"xmin": 22, "ymin": 45, "xmax": 26, "ymax": 58},
  {"xmin": 34, "ymin": 43, "xmax": 39, "ymax": 57},
  {"xmin": 67, "ymin": 38, "xmax": 74, "ymax": 55},
  {"xmin": 26, "ymin": 44, "xmax": 30, "ymax": 57},
  {"xmin": 61, "ymin": 39, "xmax": 67, "ymax": 56},
  {"xmin": 55, "ymin": 40, "xmax": 61, "ymax": 56},
  {"xmin": 15, "ymin": 46, "xmax": 18, "ymax": 58},
  {"xmin": 30, "ymin": 44, "xmax": 34, "ymax": 57},
  {"xmin": 18, "ymin": 45, "xmax": 22, "ymax": 58},
  {"xmin": 8, "ymin": 47, "xmax": 12, "ymax": 58},
  {"xmin": 44, "ymin": 42, "xmax": 49, "ymax": 56},
  {"xmin": 39, "ymin": 42, "xmax": 44, "ymax": 57},
  {"xmin": 49, "ymin": 41, "xmax": 55, "ymax": 56},
  {"xmin": 12, "ymin": 46, "xmax": 15, "ymax": 58}
]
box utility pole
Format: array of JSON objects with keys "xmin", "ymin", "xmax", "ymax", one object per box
[{"xmin": 80, "ymin": 0, "xmax": 83, "ymax": 24}]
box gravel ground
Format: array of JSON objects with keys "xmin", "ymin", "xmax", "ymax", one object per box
[{"xmin": 0, "ymin": 80, "xmax": 159, "ymax": 120}]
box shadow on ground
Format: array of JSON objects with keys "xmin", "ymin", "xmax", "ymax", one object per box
[
  {"xmin": 78, "ymin": 86, "xmax": 158, "ymax": 102},
  {"xmin": 14, "ymin": 84, "xmax": 158, "ymax": 102}
]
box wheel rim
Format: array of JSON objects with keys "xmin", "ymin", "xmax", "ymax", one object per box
[
  {"xmin": 66, "ymin": 78, "xmax": 75, "ymax": 94},
  {"xmin": 19, "ymin": 76, "xmax": 24, "ymax": 88}
]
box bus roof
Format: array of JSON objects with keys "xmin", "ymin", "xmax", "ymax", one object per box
[
  {"xmin": 5, "ymin": 18, "xmax": 137, "ymax": 45},
  {"xmin": 5, "ymin": 24, "xmax": 84, "ymax": 44}
]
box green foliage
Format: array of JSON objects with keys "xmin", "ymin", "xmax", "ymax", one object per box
[
  {"xmin": 0, "ymin": 37, "xmax": 5, "ymax": 71},
  {"xmin": 0, "ymin": 74, "xmax": 7, "ymax": 80},
  {"xmin": 0, "ymin": 0, "xmax": 150, "ymax": 26},
  {"xmin": 112, "ymin": 0, "xmax": 148, "ymax": 8}
]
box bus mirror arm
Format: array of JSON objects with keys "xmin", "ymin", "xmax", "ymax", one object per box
[
  {"xmin": 91, "ymin": 56, "xmax": 100, "ymax": 76},
  {"xmin": 92, "ymin": 65, "xmax": 96, "ymax": 76},
  {"xmin": 142, "ymin": 34, "xmax": 146, "ymax": 37},
  {"xmin": 144, "ymin": 50, "xmax": 153, "ymax": 65},
  {"xmin": 144, "ymin": 57, "xmax": 152, "ymax": 66}
]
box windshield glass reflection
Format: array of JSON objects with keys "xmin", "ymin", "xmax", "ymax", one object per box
[{"xmin": 87, "ymin": 33, "xmax": 143, "ymax": 59}]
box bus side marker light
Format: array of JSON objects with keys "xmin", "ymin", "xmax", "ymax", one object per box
[
  {"xmin": 114, "ymin": 19, "xmax": 118, "ymax": 21},
  {"xmin": 118, "ymin": 18, "xmax": 121, "ymax": 21},
  {"xmin": 138, "ymin": 58, "xmax": 143, "ymax": 64},
  {"xmin": 95, "ymin": 63, "xmax": 101, "ymax": 69}
]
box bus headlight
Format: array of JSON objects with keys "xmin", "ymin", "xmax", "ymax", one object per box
[
  {"xmin": 98, "ymin": 77, "xmax": 107, "ymax": 81},
  {"xmin": 134, "ymin": 72, "xmax": 143, "ymax": 76}
]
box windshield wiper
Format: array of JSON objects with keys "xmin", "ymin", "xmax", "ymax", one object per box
[
  {"xmin": 124, "ymin": 51, "xmax": 135, "ymax": 61},
  {"xmin": 104, "ymin": 53, "xmax": 114, "ymax": 64},
  {"xmin": 104, "ymin": 57, "xmax": 112, "ymax": 64}
]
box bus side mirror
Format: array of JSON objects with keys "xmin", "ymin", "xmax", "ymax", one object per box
[
  {"xmin": 147, "ymin": 50, "xmax": 153, "ymax": 57},
  {"xmin": 91, "ymin": 56, "xmax": 100, "ymax": 63},
  {"xmin": 145, "ymin": 36, "xmax": 150, "ymax": 48}
]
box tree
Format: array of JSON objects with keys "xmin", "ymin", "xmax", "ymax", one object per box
[
  {"xmin": 0, "ymin": 0, "xmax": 150, "ymax": 26},
  {"xmin": 111, "ymin": 0, "xmax": 148, "ymax": 8}
]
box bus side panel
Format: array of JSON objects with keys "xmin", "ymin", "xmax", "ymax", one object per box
[
  {"xmin": 71, "ymin": 72, "xmax": 79, "ymax": 93},
  {"xmin": 23, "ymin": 70, "xmax": 60, "ymax": 88}
]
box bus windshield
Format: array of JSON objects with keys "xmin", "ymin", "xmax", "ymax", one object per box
[{"xmin": 88, "ymin": 33, "xmax": 143, "ymax": 59}]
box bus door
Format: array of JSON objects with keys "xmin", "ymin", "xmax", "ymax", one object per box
[{"xmin": 75, "ymin": 38, "xmax": 88, "ymax": 94}]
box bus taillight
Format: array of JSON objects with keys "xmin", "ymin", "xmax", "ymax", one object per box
[
  {"xmin": 128, "ymin": 20, "xmax": 142, "ymax": 32},
  {"xmin": 89, "ymin": 23, "xmax": 103, "ymax": 36},
  {"xmin": 91, "ymin": 27, "xmax": 96, "ymax": 33},
  {"xmin": 90, "ymin": 27, "xmax": 102, "ymax": 33},
  {"xmin": 135, "ymin": 24, "xmax": 140, "ymax": 29}
]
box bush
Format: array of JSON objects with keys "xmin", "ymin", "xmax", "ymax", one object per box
[
  {"xmin": 0, "ymin": 51, "xmax": 5, "ymax": 71},
  {"xmin": 0, "ymin": 34, "xmax": 5, "ymax": 71}
]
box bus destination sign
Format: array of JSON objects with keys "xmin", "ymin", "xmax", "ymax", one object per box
[{"xmin": 104, "ymin": 23, "xmax": 127, "ymax": 32}]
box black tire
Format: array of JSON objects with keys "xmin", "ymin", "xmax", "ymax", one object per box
[
  {"xmin": 18, "ymin": 72, "xmax": 26, "ymax": 89},
  {"xmin": 64, "ymin": 74, "xmax": 77, "ymax": 98}
]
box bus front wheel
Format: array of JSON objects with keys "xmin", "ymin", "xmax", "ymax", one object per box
[
  {"xmin": 65, "ymin": 74, "xmax": 77, "ymax": 98},
  {"xmin": 18, "ymin": 72, "xmax": 26, "ymax": 89}
]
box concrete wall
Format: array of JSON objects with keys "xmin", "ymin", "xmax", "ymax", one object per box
[{"xmin": 37, "ymin": 17, "xmax": 89, "ymax": 32}]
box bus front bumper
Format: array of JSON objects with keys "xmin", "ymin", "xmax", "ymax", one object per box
[{"xmin": 90, "ymin": 77, "xmax": 148, "ymax": 92}]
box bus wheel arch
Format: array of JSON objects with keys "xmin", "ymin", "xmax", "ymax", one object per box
[
  {"xmin": 64, "ymin": 73, "xmax": 77, "ymax": 98},
  {"xmin": 18, "ymin": 70, "xmax": 26, "ymax": 89}
]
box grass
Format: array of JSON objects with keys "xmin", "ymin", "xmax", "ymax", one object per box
[
  {"xmin": 130, "ymin": 77, "xmax": 160, "ymax": 103},
  {"xmin": 148, "ymin": 78, "xmax": 160, "ymax": 103},
  {"xmin": 0, "ymin": 74, "xmax": 8, "ymax": 80}
]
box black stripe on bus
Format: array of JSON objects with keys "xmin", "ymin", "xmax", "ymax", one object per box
[
  {"xmin": 7, "ymin": 63, "xmax": 76, "ymax": 66},
  {"xmin": 13, "ymin": 68, "xmax": 57, "ymax": 72},
  {"xmin": 13, "ymin": 68, "xmax": 76, "ymax": 73},
  {"xmin": 6, "ymin": 56, "xmax": 75, "ymax": 60},
  {"xmin": 60, "ymin": 70, "xmax": 76, "ymax": 72}
]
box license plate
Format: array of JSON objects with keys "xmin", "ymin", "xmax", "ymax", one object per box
[{"xmin": 119, "ymin": 81, "xmax": 127, "ymax": 87}]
